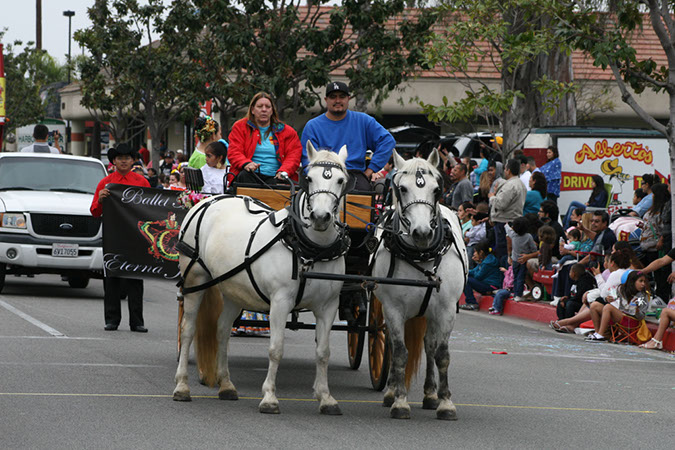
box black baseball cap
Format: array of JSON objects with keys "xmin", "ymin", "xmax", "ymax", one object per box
[{"xmin": 326, "ymin": 81, "xmax": 350, "ymax": 96}]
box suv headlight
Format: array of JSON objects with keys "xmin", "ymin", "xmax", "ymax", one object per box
[{"xmin": 0, "ymin": 213, "xmax": 27, "ymax": 229}]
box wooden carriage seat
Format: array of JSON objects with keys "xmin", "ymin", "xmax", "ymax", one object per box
[{"xmin": 234, "ymin": 186, "xmax": 374, "ymax": 230}]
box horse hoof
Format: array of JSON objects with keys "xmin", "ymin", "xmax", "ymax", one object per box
[
  {"xmin": 320, "ymin": 404, "xmax": 343, "ymax": 415},
  {"xmin": 259, "ymin": 403, "xmax": 280, "ymax": 414},
  {"xmin": 218, "ymin": 389, "xmax": 238, "ymax": 401},
  {"xmin": 422, "ymin": 397, "xmax": 439, "ymax": 410},
  {"xmin": 382, "ymin": 395, "xmax": 394, "ymax": 407},
  {"xmin": 437, "ymin": 409, "xmax": 458, "ymax": 421},
  {"xmin": 173, "ymin": 391, "xmax": 191, "ymax": 402},
  {"xmin": 390, "ymin": 407, "xmax": 411, "ymax": 419}
]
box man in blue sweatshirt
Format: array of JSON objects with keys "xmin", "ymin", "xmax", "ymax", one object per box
[{"xmin": 301, "ymin": 81, "xmax": 396, "ymax": 190}]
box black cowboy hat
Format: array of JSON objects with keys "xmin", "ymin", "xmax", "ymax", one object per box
[{"xmin": 107, "ymin": 143, "xmax": 135, "ymax": 163}]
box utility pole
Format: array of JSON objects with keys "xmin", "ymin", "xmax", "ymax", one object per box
[{"xmin": 36, "ymin": 0, "xmax": 42, "ymax": 49}]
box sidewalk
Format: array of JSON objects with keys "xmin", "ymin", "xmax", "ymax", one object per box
[{"xmin": 462, "ymin": 294, "xmax": 675, "ymax": 352}]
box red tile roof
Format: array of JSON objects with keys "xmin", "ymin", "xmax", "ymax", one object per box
[{"xmin": 298, "ymin": 6, "xmax": 667, "ymax": 81}]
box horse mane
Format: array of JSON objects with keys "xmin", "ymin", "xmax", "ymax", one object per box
[
  {"xmin": 397, "ymin": 157, "xmax": 440, "ymax": 179},
  {"xmin": 312, "ymin": 149, "xmax": 347, "ymax": 171}
]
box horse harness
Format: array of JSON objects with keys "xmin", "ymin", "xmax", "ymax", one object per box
[
  {"xmin": 177, "ymin": 165, "xmax": 350, "ymax": 309},
  {"xmin": 374, "ymin": 166, "xmax": 468, "ymax": 317}
]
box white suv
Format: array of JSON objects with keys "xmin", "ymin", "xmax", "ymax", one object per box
[{"xmin": 0, "ymin": 153, "xmax": 108, "ymax": 293}]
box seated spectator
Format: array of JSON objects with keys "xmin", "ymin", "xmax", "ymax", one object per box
[
  {"xmin": 586, "ymin": 270, "xmax": 649, "ymax": 342},
  {"xmin": 201, "ymin": 141, "xmax": 228, "ymax": 194},
  {"xmin": 550, "ymin": 249, "xmax": 631, "ymax": 333},
  {"xmin": 229, "ymin": 92, "xmax": 301, "ymax": 185},
  {"xmin": 613, "ymin": 241, "xmax": 644, "ymax": 270},
  {"xmin": 465, "ymin": 212, "xmax": 488, "ymax": 268},
  {"xmin": 640, "ymin": 302, "xmax": 675, "ymax": 350},
  {"xmin": 556, "ymin": 263, "xmax": 596, "ymax": 322},
  {"xmin": 506, "ymin": 217, "xmax": 537, "ymax": 302},
  {"xmin": 561, "ymin": 175, "xmax": 608, "ymax": 228},
  {"xmin": 489, "ymin": 265, "xmax": 515, "ymax": 315},
  {"xmin": 460, "ymin": 241, "xmax": 503, "ymax": 311},
  {"xmin": 523, "ymin": 171, "xmax": 547, "ymax": 214},
  {"xmin": 629, "ymin": 173, "xmax": 655, "ymax": 217},
  {"xmin": 554, "ymin": 228, "xmax": 583, "ymax": 272},
  {"xmin": 631, "ymin": 188, "xmax": 647, "ymax": 215}
]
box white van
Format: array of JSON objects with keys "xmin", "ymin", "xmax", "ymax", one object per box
[{"xmin": 521, "ymin": 127, "xmax": 668, "ymax": 215}]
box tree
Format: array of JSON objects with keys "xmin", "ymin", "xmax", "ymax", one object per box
[
  {"xmin": 1, "ymin": 32, "xmax": 67, "ymax": 135},
  {"xmin": 419, "ymin": 0, "xmax": 578, "ymax": 156},
  {"xmin": 562, "ymin": 0, "xmax": 675, "ymax": 289},
  {"xmin": 76, "ymin": 0, "xmax": 203, "ymax": 168},
  {"xmin": 163, "ymin": 0, "xmax": 438, "ymax": 124}
]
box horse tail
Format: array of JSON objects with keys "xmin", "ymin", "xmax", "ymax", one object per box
[
  {"xmin": 404, "ymin": 316, "xmax": 427, "ymax": 389},
  {"xmin": 195, "ymin": 286, "xmax": 223, "ymax": 388}
]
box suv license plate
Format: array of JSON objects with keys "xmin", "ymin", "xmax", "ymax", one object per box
[{"xmin": 52, "ymin": 243, "xmax": 79, "ymax": 257}]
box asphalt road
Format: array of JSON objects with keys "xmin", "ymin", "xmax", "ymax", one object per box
[{"xmin": 1, "ymin": 275, "xmax": 673, "ymax": 449}]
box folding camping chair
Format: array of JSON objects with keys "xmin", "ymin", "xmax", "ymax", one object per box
[{"xmin": 610, "ymin": 315, "xmax": 650, "ymax": 345}]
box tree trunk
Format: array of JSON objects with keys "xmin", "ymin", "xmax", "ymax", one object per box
[{"xmin": 501, "ymin": 11, "xmax": 576, "ymax": 157}]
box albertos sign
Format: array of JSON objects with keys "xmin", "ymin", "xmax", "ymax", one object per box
[
  {"xmin": 102, "ymin": 184, "xmax": 187, "ymax": 280},
  {"xmin": 558, "ymin": 137, "xmax": 669, "ymax": 214}
]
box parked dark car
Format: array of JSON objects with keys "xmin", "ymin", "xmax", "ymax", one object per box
[{"xmin": 388, "ymin": 124, "xmax": 458, "ymax": 159}]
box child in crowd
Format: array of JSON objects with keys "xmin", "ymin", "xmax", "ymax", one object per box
[
  {"xmin": 168, "ymin": 171, "xmax": 185, "ymax": 190},
  {"xmin": 201, "ymin": 141, "xmax": 228, "ymax": 194},
  {"xmin": 465, "ymin": 212, "xmax": 488, "ymax": 268},
  {"xmin": 586, "ymin": 270, "xmax": 650, "ymax": 342},
  {"xmin": 147, "ymin": 168, "xmax": 159, "ymax": 188},
  {"xmin": 506, "ymin": 217, "xmax": 537, "ymax": 302},
  {"xmin": 538, "ymin": 225, "xmax": 557, "ymax": 270},
  {"xmin": 160, "ymin": 174, "xmax": 170, "ymax": 189},
  {"xmin": 460, "ymin": 241, "xmax": 503, "ymax": 311},
  {"xmin": 553, "ymin": 228, "xmax": 582, "ymax": 274},
  {"xmin": 556, "ymin": 263, "xmax": 596, "ymax": 322},
  {"xmin": 489, "ymin": 265, "xmax": 514, "ymax": 315}
]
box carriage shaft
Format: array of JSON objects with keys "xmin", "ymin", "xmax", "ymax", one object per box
[{"xmin": 300, "ymin": 271, "xmax": 440, "ymax": 289}]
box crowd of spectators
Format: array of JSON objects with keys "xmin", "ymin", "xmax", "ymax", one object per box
[{"xmin": 440, "ymin": 139, "xmax": 673, "ymax": 350}]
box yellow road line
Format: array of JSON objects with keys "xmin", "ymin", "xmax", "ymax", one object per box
[{"xmin": 0, "ymin": 392, "xmax": 656, "ymax": 414}]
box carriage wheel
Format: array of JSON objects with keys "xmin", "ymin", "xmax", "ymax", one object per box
[
  {"xmin": 347, "ymin": 291, "xmax": 367, "ymax": 370},
  {"xmin": 176, "ymin": 298, "xmax": 184, "ymax": 362},
  {"xmin": 368, "ymin": 294, "xmax": 390, "ymax": 391}
]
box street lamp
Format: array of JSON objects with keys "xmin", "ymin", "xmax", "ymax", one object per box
[{"xmin": 63, "ymin": 10, "xmax": 75, "ymax": 153}]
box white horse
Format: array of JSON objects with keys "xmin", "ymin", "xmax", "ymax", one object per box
[
  {"xmin": 371, "ymin": 149, "xmax": 468, "ymax": 420},
  {"xmin": 173, "ymin": 142, "xmax": 351, "ymax": 415}
]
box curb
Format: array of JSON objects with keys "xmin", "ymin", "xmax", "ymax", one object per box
[{"xmin": 462, "ymin": 294, "xmax": 675, "ymax": 352}]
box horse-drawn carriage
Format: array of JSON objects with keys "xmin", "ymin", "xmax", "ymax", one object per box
[{"xmin": 174, "ymin": 145, "xmax": 467, "ymax": 419}]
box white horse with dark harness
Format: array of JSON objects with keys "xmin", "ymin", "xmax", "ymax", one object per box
[
  {"xmin": 173, "ymin": 142, "xmax": 353, "ymax": 415},
  {"xmin": 370, "ymin": 149, "xmax": 468, "ymax": 420}
]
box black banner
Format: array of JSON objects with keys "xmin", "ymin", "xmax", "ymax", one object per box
[{"xmin": 103, "ymin": 184, "xmax": 186, "ymax": 280}]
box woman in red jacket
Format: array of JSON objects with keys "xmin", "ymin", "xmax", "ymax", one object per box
[{"xmin": 228, "ymin": 92, "xmax": 302, "ymax": 184}]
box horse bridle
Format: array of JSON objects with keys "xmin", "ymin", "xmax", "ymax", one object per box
[
  {"xmin": 392, "ymin": 167, "xmax": 442, "ymax": 232},
  {"xmin": 300, "ymin": 161, "xmax": 352, "ymax": 217}
]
